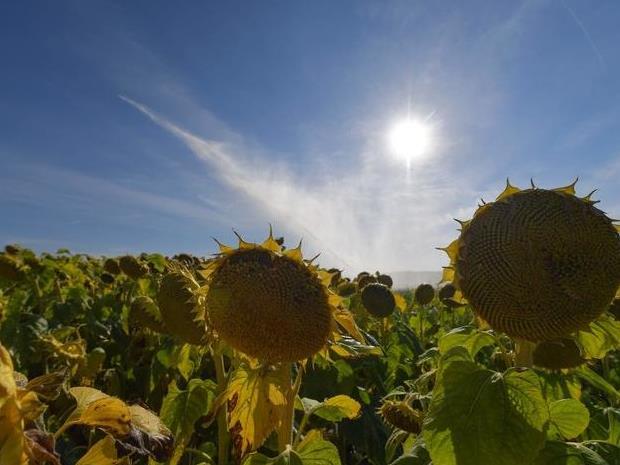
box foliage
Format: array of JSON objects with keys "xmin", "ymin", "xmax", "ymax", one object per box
[{"xmin": 1, "ymin": 240, "xmax": 619, "ymax": 465}]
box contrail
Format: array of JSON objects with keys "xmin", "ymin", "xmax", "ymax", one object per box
[
  {"xmin": 561, "ymin": 1, "xmax": 606, "ymax": 70},
  {"xmin": 120, "ymin": 95, "xmax": 357, "ymax": 269}
]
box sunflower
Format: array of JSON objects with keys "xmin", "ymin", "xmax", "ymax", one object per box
[
  {"xmin": 414, "ymin": 284, "xmax": 435, "ymax": 305},
  {"xmin": 361, "ymin": 283, "xmax": 395, "ymax": 318},
  {"xmin": 204, "ymin": 232, "xmax": 345, "ymax": 363},
  {"xmin": 532, "ymin": 337, "xmax": 584, "ymax": 370},
  {"xmin": 441, "ymin": 180, "xmax": 620, "ymax": 341},
  {"xmin": 157, "ymin": 267, "xmax": 208, "ymax": 345},
  {"xmin": 378, "ymin": 400, "xmax": 423, "ymax": 434}
]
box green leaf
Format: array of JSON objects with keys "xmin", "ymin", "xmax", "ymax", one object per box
[
  {"xmin": 583, "ymin": 441, "xmax": 620, "ymax": 465},
  {"xmin": 438, "ymin": 326, "xmax": 496, "ymax": 357},
  {"xmin": 533, "ymin": 441, "xmax": 608, "ymax": 465},
  {"xmin": 606, "ymin": 408, "xmax": 620, "ymax": 445},
  {"xmin": 298, "ymin": 398, "xmax": 320, "ymax": 414},
  {"xmin": 297, "ymin": 438, "xmax": 341, "ymax": 465},
  {"xmin": 575, "ymin": 366, "xmax": 620, "ymax": 402},
  {"xmin": 159, "ymin": 378, "xmax": 217, "ymax": 465},
  {"xmin": 243, "ymin": 448, "xmax": 304, "ymax": 465},
  {"xmin": 311, "ymin": 395, "xmax": 361, "ymax": 422},
  {"xmin": 577, "ymin": 314, "xmax": 620, "ymax": 359},
  {"xmin": 548, "ymin": 399, "xmax": 590, "ymax": 440},
  {"xmin": 330, "ymin": 336, "xmax": 383, "ymax": 357},
  {"xmin": 424, "ymin": 353, "xmax": 548, "ymax": 465},
  {"xmin": 146, "ymin": 253, "xmax": 167, "ymax": 273},
  {"xmin": 538, "ymin": 372, "xmax": 582, "ymax": 402}
]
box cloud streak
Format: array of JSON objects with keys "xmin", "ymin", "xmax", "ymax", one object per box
[{"xmin": 122, "ymin": 96, "xmax": 479, "ymax": 272}]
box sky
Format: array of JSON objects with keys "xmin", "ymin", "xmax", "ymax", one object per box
[{"xmin": 1, "ymin": 0, "xmax": 619, "ymax": 273}]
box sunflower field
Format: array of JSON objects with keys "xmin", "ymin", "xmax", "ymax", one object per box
[{"xmin": 1, "ymin": 181, "xmax": 620, "ymax": 465}]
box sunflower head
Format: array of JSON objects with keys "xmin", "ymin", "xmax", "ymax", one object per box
[
  {"xmin": 0, "ymin": 254, "xmax": 23, "ymax": 281},
  {"xmin": 103, "ymin": 258, "xmax": 121, "ymax": 275},
  {"xmin": 129, "ymin": 296, "xmax": 167, "ymax": 334},
  {"xmin": 361, "ymin": 283, "xmax": 395, "ymax": 318},
  {"xmin": 4, "ymin": 244, "xmax": 21, "ymax": 256},
  {"xmin": 100, "ymin": 272, "xmax": 115, "ymax": 285},
  {"xmin": 441, "ymin": 181, "xmax": 620, "ymax": 342},
  {"xmin": 357, "ymin": 274, "xmax": 377, "ymax": 290},
  {"xmin": 327, "ymin": 268, "xmax": 342, "ymax": 287},
  {"xmin": 157, "ymin": 267, "xmax": 208, "ymax": 345},
  {"xmin": 337, "ymin": 281, "xmax": 357, "ymax": 297},
  {"xmin": 119, "ymin": 256, "xmax": 148, "ymax": 279},
  {"xmin": 532, "ymin": 338, "xmax": 584, "ymax": 370},
  {"xmin": 414, "ymin": 284, "xmax": 435, "ymax": 305},
  {"xmin": 378, "ymin": 400, "xmax": 423, "ymax": 434},
  {"xmin": 438, "ymin": 283, "xmax": 456, "ymax": 301},
  {"xmin": 205, "ymin": 232, "xmax": 333, "ymax": 363},
  {"xmin": 376, "ymin": 274, "xmax": 393, "ymax": 288}
]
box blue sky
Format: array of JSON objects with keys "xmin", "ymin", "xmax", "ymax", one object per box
[{"xmin": 1, "ymin": 0, "xmax": 619, "ymax": 272}]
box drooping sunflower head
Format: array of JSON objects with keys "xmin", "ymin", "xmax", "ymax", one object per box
[
  {"xmin": 119, "ymin": 255, "xmax": 148, "ymax": 279},
  {"xmin": 376, "ymin": 274, "xmax": 393, "ymax": 288},
  {"xmin": 378, "ymin": 400, "xmax": 423, "ymax": 434},
  {"xmin": 204, "ymin": 232, "xmax": 334, "ymax": 363},
  {"xmin": 532, "ymin": 338, "xmax": 584, "ymax": 370},
  {"xmin": 157, "ymin": 266, "xmax": 208, "ymax": 345},
  {"xmin": 103, "ymin": 258, "xmax": 121, "ymax": 275},
  {"xmin": 441, "ymin": 180, "xmax": 620, "ymax": 342},
  {"xmin": 361, "ymin": 283, "xmax": 395, "ymax": 318},
  {"xmin": 438, "ymin": 283, "xmax": 456, "ymax": 301},
  {"xmin": 337, "ymin": 281, "xmax": 357, "ymax": 297},
  {"xmin": 129, "ymin": 296, "xmax": 167, "ymax": 334},
  {"xmin": 414, "ymin": 284, "xmax": 435, "ymax": 305},
  {"xmin": 357, "ymin": 274, "xmax": 378, "ymax": 290}
]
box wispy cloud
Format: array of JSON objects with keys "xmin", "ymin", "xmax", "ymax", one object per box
[
  {"xmin": 0, "ymin": 163, "xmax": 227, "ymax": 225},
  {"xmin": 122, "ymin": 96, "xmax": 481, "ymax": 272}
]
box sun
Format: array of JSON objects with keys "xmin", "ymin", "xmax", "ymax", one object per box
[{"xmin": 388, "ymin": 118, "xmax": 433, "ymax": 163}]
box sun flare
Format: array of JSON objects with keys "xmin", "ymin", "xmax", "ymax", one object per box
[{"xmin": 388, "ymin": 118, "xmax": 433, "ymax": 163}]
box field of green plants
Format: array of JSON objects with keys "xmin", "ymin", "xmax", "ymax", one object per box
[{"xmin": 1, "ymin": 183, "xmax": 620, "ymax": 465}]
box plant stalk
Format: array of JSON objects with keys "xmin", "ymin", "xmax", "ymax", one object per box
[
  {"xmin": 212, "ymin": 348, "xmax": 230, "ymax": 465},
  {"xmin": 277, "ymin": 363, "xmax": 303, "ymax": 452},
  {"xmin": 514, "ymin": 339, "xmax": 535, "ymax": 368}
]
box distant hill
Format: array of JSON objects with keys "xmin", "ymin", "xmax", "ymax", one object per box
[{"xmin": 389, "ymin": 271, "xmax": 442, "ymax": 290}]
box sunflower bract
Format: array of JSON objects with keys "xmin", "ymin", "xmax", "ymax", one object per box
[
  {"xmin": 445, "ymin": 184, "xmax": 620, "ymax": 341},
  {"xmin": 206, "ymin": 246, "xmax": 332, "ymax": 363}
]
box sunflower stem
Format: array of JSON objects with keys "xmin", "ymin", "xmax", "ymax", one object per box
[
  {"xmin": 419, "ymin": 306, "xmax": 425, "ymax": 344},
  {"xmin": 278, "ymin": 363, "xmax": 303, "ymax": 452},
  {"xmin": 514, "ymin": 339, "xmax": 535, "ymax": 368},
  {"xmin": 212, "ymin": 348, "xmax": 230, "ymax": 465}
]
